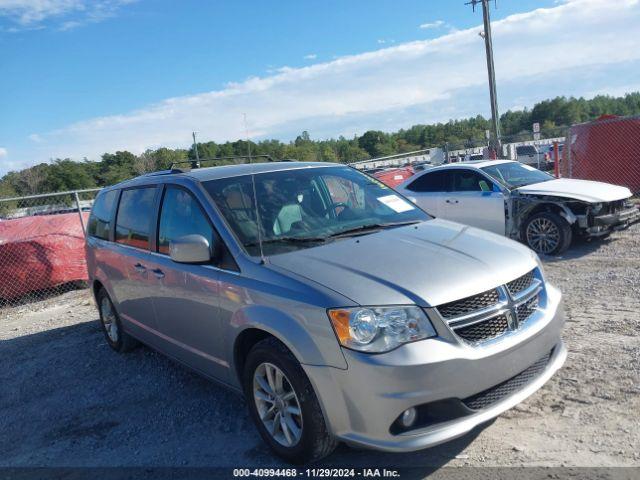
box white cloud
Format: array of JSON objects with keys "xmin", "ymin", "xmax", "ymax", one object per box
[
  {"xmin": 12, "ymin": 0, "xmax": 640, "ymax": 167},
  {"xmin": 0, "ymin": 0, "xmax": 135, "ymax": 30},
  {"xmin": 303, "ymin": 53, "xmax": 317, "ymax": 60},
  {"xmin": 419, "ymin": 20, "xmax": 445, "ymax": 30},
  {"xmin": 0, "ymin": 147, "xmax": 7, "ymax": 158}
]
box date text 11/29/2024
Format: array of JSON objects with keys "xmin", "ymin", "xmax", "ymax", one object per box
[{"xmin": 233, "ymin": 468, "xmax": 400, "ymax": 477}]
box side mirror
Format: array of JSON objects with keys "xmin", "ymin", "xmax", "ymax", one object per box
[{"xmin": 169, "ymin": 234, "xmax": 212, "ymax": 264}]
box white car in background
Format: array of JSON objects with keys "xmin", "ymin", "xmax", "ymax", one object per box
[
  {"xmin": 395, "ymin": 160, "xmax": 640, "ymax": 255},
  {"xmin": 516, "ymin": 145, "xmax": 545, "ymax": 166}
]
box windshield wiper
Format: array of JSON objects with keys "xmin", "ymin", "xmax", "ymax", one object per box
[
  {"xmin": 244, "ymin": 236, "xmax": 328, "ymax": 247},
  {"xmin": 328, "ymin": 221, "xmax": 421, "ymax": 239}
]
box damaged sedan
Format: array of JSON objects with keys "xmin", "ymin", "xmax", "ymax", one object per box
[{"xmin": 396, "ymin": 160, "xmax": 640, "ymax": 255}]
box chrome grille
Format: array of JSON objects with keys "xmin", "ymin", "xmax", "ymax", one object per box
[
  {"xmin": 437, "ymin": 289, "xmax": 500, "ymax": 319},
  {"xmin": 506, "ymin": 270, "xmax": 535, "ymax": 297},
  {"xmin": 455, "ymin": 314, "xmax": 509, "ymax": 343},
  {"xmin": 436, "ymin": 269, "xmax": 543, "ymax": 346},
  {"xmin": 516, "ymin": 295, "xmax": 538, "ymax": 324},
  {"xmin": 463, "ymin": 350, "xmax": 553, "ymax": 410}
]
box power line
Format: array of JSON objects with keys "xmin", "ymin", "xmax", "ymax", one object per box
[{"xmin": 466, "ymin": 0, "xmax": 501, "ymax": 155}]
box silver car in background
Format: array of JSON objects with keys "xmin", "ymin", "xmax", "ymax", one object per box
[
  {"xmin": 396, "ymin": 160, "xmax": 640, "ymax": 255},
  {"xmin": 86, "ymin": 162, "xmax": 566, "ymax": 463}
]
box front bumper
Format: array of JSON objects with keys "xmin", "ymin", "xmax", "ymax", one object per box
[
  {"xmin": 303, "ymin": 284, "xmax": 565, "ymax": 452},
  {"xmin": 587, "ymin": 205, "xmax": 640, "ymax": 235}
]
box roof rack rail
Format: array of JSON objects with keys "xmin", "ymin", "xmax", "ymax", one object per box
[
  {"xmin": 143, "ymin": 168, "xmax": 188, "ymax": 176},
  {"xmin": 169, "ymin": 154, "xmax": 290, "ymax": 170}
]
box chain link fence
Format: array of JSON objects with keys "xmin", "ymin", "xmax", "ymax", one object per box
[
  {"xmin": 561, "ymin": 115, "xmax": 640, "ymax": 195},
  {"xmin": 0, "ymin": 188, "xmax": 100, "ymax": 310},
  {"xmin": 442, "ymin": 127, "xmax": 568, "ymax": 170}
]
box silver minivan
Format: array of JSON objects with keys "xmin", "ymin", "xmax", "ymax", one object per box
[{"xmin": 86, "ymin": 162, "xmax": 566, "ymax": 463}]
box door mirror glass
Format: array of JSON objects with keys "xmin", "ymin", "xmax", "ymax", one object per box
[{"xmin": 169, "ymin": 234, "xmax": 212, "ymax": 264}]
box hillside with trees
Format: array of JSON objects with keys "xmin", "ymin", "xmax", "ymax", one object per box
[{"xmin": 1, "ymin": 92, "xmax": 639, "ymax": 197}]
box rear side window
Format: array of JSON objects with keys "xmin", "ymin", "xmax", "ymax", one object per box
[
  {"xmin": 406, "ymin": 171, "xmax": 448, "ymax": 192},
  {"xmin": 87, "ymin": 190, "xmax": 117, "ymax": 240},
  {"xmin": 158, "ymin": 187, "xmax": 214, "ymax": 255},
  {"xmin": 115, "ymin": 187, "xmax": 157, "ymax": 249}
]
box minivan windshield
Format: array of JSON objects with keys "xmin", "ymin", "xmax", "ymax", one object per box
[
  {"xmin": 482, "ymin": 162, "xmax": 554, "ymax": 189},
  {"xmin": 203, "ymin": 166, "xmax": 430, "ymax": 256}
]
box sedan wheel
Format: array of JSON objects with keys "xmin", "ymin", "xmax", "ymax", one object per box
[
  {"xmin": 253, "ymin": 362, "xmax": 303, "ymax": 447},
  {"xmin": 523, "ymin": 212, "xmax": 572, "ymax": 255},
  {"xmin": 526, "ymin": 217, "xmax": 561, "ymax": 254}
]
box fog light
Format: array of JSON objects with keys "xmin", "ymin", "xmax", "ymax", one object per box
[{"xmin": 401, "ymin": 407, "xmax": 417, "ymax": 428}]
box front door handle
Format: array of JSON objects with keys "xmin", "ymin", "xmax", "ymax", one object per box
[
  {"xmin": 134, "ymin": 263, "xmax": 146, "ymax": 273},
  {"xmin": 151, "ymin": 268, "xmax": 165, "ymax": 279},
  {"xmin": 445, "ymin": 198, "xmax": 459, "ymax": 204}
]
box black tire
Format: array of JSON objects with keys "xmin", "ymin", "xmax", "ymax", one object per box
[
  {"xmin": 523, "ymin": 211, "xmax": 573, "ymax": 255},
  {"xmin": 243, "ymin": 337, "xmax": 338, "ymax": 464},
  {"xmin": 96, "ymin": 288, "xmax": 139, "ymax": 353}
]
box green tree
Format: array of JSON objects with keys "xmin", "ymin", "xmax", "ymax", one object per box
[
  {"xmin": 98, "ymin": 151, "xmax": 137, "ymax": 186},
  {"xmin": 44, "ymin": 159, "xmax": 97, "ymax": 192}
]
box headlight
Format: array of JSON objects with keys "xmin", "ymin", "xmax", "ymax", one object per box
[{"xmin": 328, "ymin": 306, "xmax": 436, "ymax": 353}]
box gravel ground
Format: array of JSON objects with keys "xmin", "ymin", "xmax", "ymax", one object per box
[{"xmin": 1, "ymin": 224, "xmax": 639, "ymax": 470}]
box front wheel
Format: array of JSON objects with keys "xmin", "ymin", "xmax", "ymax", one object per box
[
  {"xmin": 243, "ymin": 338, "xmax": 337, "ymax": 464},
  {"xmin": 523, "ymin": 212, "xmax": 572, "ymax": 255}
]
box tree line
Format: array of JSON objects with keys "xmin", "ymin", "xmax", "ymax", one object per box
[{"xmin": 1, "ymin": 92, "xmax": 639, "ymax": 198}]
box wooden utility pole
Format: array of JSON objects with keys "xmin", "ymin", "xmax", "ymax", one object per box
[{"xmin": 467, "ymin": 0, "xmax": 501, "ymax": 155}]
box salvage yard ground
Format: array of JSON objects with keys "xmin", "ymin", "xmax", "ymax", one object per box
[{"xmin": 1, "ymin": 224, "xmax": 639, "ymax": 469}]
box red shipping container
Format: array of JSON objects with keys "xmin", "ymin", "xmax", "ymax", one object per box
[{"xmin": 563, "ymin": 115, "xmax": 640, "ymax": 194}]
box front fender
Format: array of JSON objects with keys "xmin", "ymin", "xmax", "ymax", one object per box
[{"xmin": 226, "ymin": 304, "xmax": 348, "ymax": 376}]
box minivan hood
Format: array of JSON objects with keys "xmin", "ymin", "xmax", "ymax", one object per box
[
  {"xmin": 267, "ymin": 219, "xmax": 537, "ymax": 307},
  {"xmin": 516, "ymin": 178, "xmax": 631, "ymax": 203}
]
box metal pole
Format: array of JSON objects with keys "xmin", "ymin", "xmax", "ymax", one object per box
[
  {"xmin": 243, "ymin": 113, "xmax": 252, "ymax": 164},
  {"xmin": 0, "ymin": 187, "xmax": 101, "ymax": 203},
  {"xmin": 74, "ymin": 192, "xmax": 86, "ymax": 236},
  {"xmin": 480, "ymin": 0, "xmax": 501, "ymax": 154},
  {"xmin": 192, "ymin": 132, "xmax": 200, "ymax": 169}
]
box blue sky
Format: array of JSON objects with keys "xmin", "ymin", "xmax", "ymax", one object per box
[{"xmin": 1, "ymin": 0, "xmax": 640, "ymax": 173}]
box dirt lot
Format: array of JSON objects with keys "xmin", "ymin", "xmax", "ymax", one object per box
[{"xmin": 1, "ymin": 225, "xmax": 639, "ymax": 470}]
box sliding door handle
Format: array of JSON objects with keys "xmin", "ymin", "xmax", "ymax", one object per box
[
  {"xmin": 133, "ymin": 263, "xmax": 146, "ymax": 273},
  {"xmin": 151, "ymin": 268, "xmax": 165, "ymax": 279}
]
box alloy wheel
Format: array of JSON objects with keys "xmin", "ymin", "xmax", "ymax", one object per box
[
  {"xmin": 253, "ymin": 362, "xmax": 303, "ymax": 447},
  {"xmin": 100, "ymin": 296, "xmax": 119, "ymax": 343},
  {"xmin": 527, "ymin": 217, "xmax": 560, "ymax": 254}
]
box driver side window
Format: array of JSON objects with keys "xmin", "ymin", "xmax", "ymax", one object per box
[
  {"xmin": 449, "ymin": 170, "xmax": 495, "ymax": 192},
  {"xmin": 158, "ymin": 186, "xmax": 214, "ymax": 255}
]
